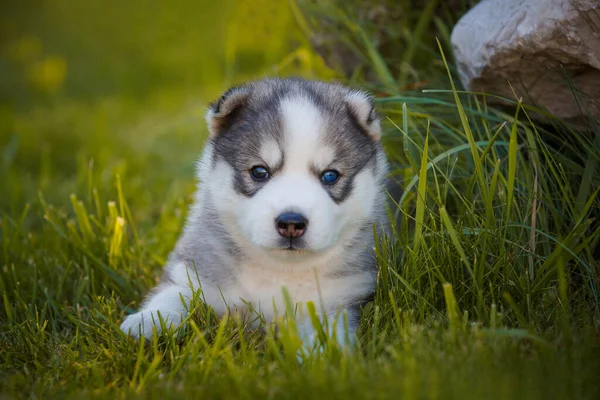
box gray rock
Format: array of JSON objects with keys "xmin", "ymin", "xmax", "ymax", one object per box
[{"xmin": 451, "ymin": 0, "xmax": 600, "ymax": 127}]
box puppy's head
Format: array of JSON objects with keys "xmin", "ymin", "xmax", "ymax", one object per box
[{"xmin": 200, "ymin": 78, "xmax": 387, "ymax": 260}]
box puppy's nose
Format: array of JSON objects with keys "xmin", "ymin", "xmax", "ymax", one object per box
[{"xmin": 275, "ymin": 212, "xmax": 308, "ymax": 238}]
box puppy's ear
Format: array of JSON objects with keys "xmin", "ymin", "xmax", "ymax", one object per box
[
  {"xmin": 205, "ymin": 85, "xmax": 251, "ymax": 137},
  {"xmin": 345, "ymin": 90, "xmax": 381, "ymax": 141}
]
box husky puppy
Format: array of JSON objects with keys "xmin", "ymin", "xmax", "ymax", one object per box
[{"xmin": 120, "ymin": 77, "xmax": 389, "ymax": 347}]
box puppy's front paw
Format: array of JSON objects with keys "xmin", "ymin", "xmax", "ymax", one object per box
[{"xmin": 120, "ymin": 310, "xmax": 181, "ymax": 339}]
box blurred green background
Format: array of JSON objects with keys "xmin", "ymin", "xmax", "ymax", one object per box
[
  {"xmin": 1, "ymin": 0, "xmax": 326, "ymax": 101},
  {"xmin": 0, "ymin": 0, "xmax": 334, "ymax": 212}
]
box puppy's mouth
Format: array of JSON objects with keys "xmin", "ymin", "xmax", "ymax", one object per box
[{"xmin": 274, "ymin": 237, "xmax": 310, "ymax": 252}]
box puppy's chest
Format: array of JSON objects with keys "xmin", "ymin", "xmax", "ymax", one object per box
[
  {"xmin": 236, "ymin": 267, "xmax": 325, "ymax": 306},
  {"xmin": 219, "ymin": 265, "xmax": 370, "ymax": 317}
]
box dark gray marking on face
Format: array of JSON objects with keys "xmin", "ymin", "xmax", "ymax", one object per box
[
  {"xmin": 319, "ymin": 117, "xmax": 380, "ymax": 204},
  {"xmin": 211, "ymin": 103, "xmax": 285, "ymax": 197},
  {"xmin": 206, "ymin": 77, "xmax": 383, "ymax": 201}
]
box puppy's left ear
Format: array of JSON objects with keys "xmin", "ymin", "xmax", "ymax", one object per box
[
  {"xmin": 205, "ymin": 85, "xmax": 251, "ymax": 137},
  {"xmin": 345, "ymin": 91, "xmax": 381, "ymax": 141}
]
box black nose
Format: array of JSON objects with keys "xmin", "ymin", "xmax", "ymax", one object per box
[{"xmin": 275, "ymin": 212, "xmax": 308, "ymax": 238}]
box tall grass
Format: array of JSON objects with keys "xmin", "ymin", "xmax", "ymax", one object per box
[{"xmin": 1, "ymin": 0, "xmax": 599, "ymax": 398}]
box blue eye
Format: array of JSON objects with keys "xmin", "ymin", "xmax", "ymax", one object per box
[
  {"xmin": 250, "ymin": 166, "xmax": 269, "ymax": 181},
  {"xmin": 320, "ymin": 170, "xmax": 340, "ymax": 185}
]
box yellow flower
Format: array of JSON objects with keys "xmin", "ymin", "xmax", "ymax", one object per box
[{"xmin": 28, "ymin": 56, "xmax": 67, "ymax": 93}]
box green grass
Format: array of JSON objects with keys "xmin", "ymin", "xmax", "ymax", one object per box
[{"xmin": 1, "ymin": 1, "xmax": 600, "ymax": 399}]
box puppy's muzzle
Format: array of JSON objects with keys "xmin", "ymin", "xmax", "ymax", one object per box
[{"xmin": 275, "ymin": 212, "xmax": 308, "ymax": 238}]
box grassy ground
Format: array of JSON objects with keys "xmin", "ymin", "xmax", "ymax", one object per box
[{"xmin": 1, "ymin": 1, "xmax": 599, "ymax": 399}]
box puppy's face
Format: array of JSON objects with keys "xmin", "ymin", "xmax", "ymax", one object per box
[{"xmin": 200, "ymin": 79, "xmax": 387, "ymax": 259}]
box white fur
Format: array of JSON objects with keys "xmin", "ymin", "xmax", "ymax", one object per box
[{"xmin": 119, "ymin": 282, "xmax": 192, "ymax": 338}]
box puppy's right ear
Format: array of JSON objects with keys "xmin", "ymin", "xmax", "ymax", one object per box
[{"xmin": 205, "ymin": 85, "xmax": 251, "ymax": 137}]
